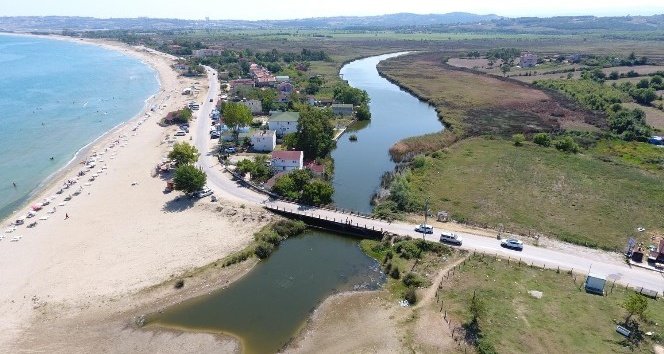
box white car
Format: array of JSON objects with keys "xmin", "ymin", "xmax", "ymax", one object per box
[
  {"xmin": 501, "ymin": 238, "xmax": 524, "ymax": 251},
  {"xmin": 195, "ymin": 187, "xmax": 213, "ymax": 198},
  {"xmin": 440, "ymin": 232, "xmax": 463, "ymax": 245},
  {"xmin": 415, "ymin": 224, "xmax": 434, "ymax": 234},
  {"xmin": 174, "ymin": 130, "xmax": 186, "ymax": 136}
]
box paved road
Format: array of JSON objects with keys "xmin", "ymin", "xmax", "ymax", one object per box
[{"xmin": 192, "ymin": 67, "xmax": 664, "ymax": 295}]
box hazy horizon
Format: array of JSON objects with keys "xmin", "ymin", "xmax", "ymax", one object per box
[{"xmin": 2, "ymin": 0, "xmax": 663, "ymax": 21}]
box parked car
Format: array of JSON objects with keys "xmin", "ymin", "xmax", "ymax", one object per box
[
  {"xmin": 210, "ymin": 131, "xmax": 220, "ymax": 139},
  {"xmin": 440, "ymin": 232, "xmax": 463, "ymax": 246},
  {"xmin": 501, "ymin": 238, "xmax": 524, "ymax": 251},
  {"xmin": 174, "ymin": 130, "xmax": 186, "ymax": 136},
  {"xmin": 195, "ymin": 186, "xmax": 213, "ymax": 198},
  {"xmin": 415, "ymin": 224, "xmax": 434, "ymax": 234},
  {"xmin": 224, "ymin": 147, "xmax": 237, "ymax": 154}
]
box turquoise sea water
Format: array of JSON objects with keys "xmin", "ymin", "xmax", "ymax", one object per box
[{"xmin": 0, "ymin": 34, "xmax": 159, "ymax": 219}]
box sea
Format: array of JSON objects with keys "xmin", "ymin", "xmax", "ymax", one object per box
[{"xmin": 0, "ymin": 34, "xmax": 160, "ymax": 220}]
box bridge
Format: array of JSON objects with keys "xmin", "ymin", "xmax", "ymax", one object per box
[{"xmin": 192, "ymin": 66, "xmax": 664, "ymax": 298}]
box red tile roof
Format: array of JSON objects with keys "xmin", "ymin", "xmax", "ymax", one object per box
[{"xmin": 272, "ymin": 150, "xmax": 303, "ymax": 160}]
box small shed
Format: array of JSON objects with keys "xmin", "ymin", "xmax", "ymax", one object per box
[{"xmin": 584, "ymin": 275, "xmax": 606, "ymax": 295}]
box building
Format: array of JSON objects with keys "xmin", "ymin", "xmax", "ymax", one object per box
[
  {"xmin": 305, "ymin": 161, "xmax": 325, "ymax": 177},
  {"xmin": 230, "ymin": 79, "xmax": 255, "ymax": 95},
  {"xmin": 276, "ymin": 75, "xmax": 290, "ymax": 83},
  {"xmin": 584, "ymin": 275, "xmax": 606, "ymax": 295},
  {"xmin": 192, "ymin": 48, "xmax": 224, "ymax": 57},
  {"xmin": 277, "ymin": 82, "xmax": 294, "ymax": 94},
  {"xmin": 242, "ymin": 99, "xmax": 263, "ymax": 115},
  {"xmin": 268, "ymin": 111, "xmax": 300, "ymax": 137},
  {"xmin": 218, "ymin": 71, "xmax": 229, "ymax": 80},
  {"xmin": 251, "ymin": 130, "xmax": 276, "ymax": 152},
  {"xmin": 520, "ymin": 52, "xmax": 538, "ymax": 68},
  {"xmin": 331, "ymin": 103, "xmax": 354, "ymax": 116},
  {"xmin": 271, "ymin": 150, "xmax": 303, "ymax": 172}
]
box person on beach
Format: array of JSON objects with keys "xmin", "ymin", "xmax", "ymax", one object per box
[{"xmin": 65, "ymin": 213, "xmax": 69, "ymax": 220}]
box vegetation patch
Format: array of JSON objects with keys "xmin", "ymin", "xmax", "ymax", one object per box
[{"xmin": 442, "ymin": 255, "xmax": 664, "ymax": 353}]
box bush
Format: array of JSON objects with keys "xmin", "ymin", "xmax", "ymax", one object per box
[
  {"xmin": 389, "ymin": 267, "xmax": 401, "ymax": 279},
  {"xmin": 402, "ymin": 272, "xmax": 426, "ymax": 287},
  {"xmin": 254, "ymin": 242, "xmax": 274, "ymax": 259},
  {"xmin": 554, "ymin": 136, "xmax": 580, "ymax": 153},
  {"xmin": 404, "ymin": 286, "xmax": 417, "ymax": 305},
  {"xmin": 412, "ymin": 155, "xmax": 427, "ymax": 169},
  {"xmin": 174, "ymin": 279, "xmax": 184, "ymax": 289},
  {"xmin": 271, "ymin": 220, "xmax": 307, "ymax": 238},
  {"xmin": 394, "ymin": 241, "xmax": 422, "ymax": 260},
  {"xmin": 254, "ymin": 230, "xmax": 281, "ymax": 245},
  {"xmin": 512, "ymin": 134, "xmax": 525, "ymax": 146},
  {"xmin": 533, "ymin": 133, "xmax": 551, "ymax": 147}
]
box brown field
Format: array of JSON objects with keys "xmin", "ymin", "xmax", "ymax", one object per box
[
  {"xmin": 378, "ymin": 52, "xmax": 600, "ymax": 158},
  {"xmin": 623, "ymin": 102, "xmax": 664, "ymax": 130}
]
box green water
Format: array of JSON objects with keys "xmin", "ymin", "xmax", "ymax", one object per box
[{"xmin": 151, "ymin": 230, "xmax": 385, "ymax": 353}]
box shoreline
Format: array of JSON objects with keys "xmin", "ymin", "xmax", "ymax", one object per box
[
  {"xmin": 0, "ymin": 35, "xmax": 273, "ymax": 353},
  {"xmin": 0, "ymin": 33, "xmax": 163, "ymax": 222}
]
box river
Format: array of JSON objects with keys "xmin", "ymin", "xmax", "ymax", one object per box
[
  {"xmin": 332, "ymin": 52, "xmax": 443, "ymax": 212},
  {"xmin": 150, "ymin": 53, "xmax": 443, "ymax": 352}
]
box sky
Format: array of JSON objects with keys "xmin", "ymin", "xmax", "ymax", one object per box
[{"xmin": 1, "ymin": 0, "xmax": 663, "ymax": 20}]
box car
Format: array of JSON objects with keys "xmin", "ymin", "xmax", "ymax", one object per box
[
  {"xmin": 195, "ymin": 187, "xmax": 213, "ymax": 198},
  {"xmin": 224, "ymin": 147, "xmax": 237, "ymax": 154},
  {"xmin": 440, "ymin": 232, "xmax": 463, "ymax": 245},
  {"xmin": 174, "ymin": 130, "xmax": 186, "ymax": 136},
  {"xmin": 415, "ymin": 224, "xmax": 433, "ymax": 234},
  {"xmin": 209, "ymin": 98, "xmax": 214, "ymax": 102},
  {"xmin": 210, "ymin": 132, "xmax": 220, "ymax": 139},
  {"xmin": 501, "ymin": 238, "xmax": 524, "ymax": 251}
]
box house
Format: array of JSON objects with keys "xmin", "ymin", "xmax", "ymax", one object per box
[
  {"xmin": 230, "ymin": 79, "xmax": 255, "ymax": 94},
  {"xmin": 277, "ymin": 82, "xmax": 294, "ymax": 94},
  {"xmin": 271, "ymin": 150, "xmax": 304, "ymax": 172},
  {"xmin": 218, "ymin": 71, "xmax": 230, "ymax": 80},
  {"xmin": 584, "ymin": 275, "xmax": 606, "ymax": 295},
  {"xmin": 251, "ymin": 130, "xmax": 276, "ymax": 152},
  {"xmin": 520, "ymin": 52, "xmax": 538, "ymax": 68},
  {"xmin": 331, "ymin": 103, "xmax": 354, "ymax": 116},
  {"xmin": 306, "ymin": 95, "xmax": 317, "ymax": 106},
  {"xmin": 242, "ymin": 99, "xmax": 263, "ymax": 115},
  {"xmin": 276, "ymin": 92, "xmax": 291, "ymax": 104},
  {"xmin": 275, "ymin": 75, "xmax": 290, "ymax": 83},
  {"xmin": 268, "ymin": 111, "xmax": 300, "ymax": 137},
  {"xmin": 305, "ymin": 161, "xmax": 325, "ymax": 177}
]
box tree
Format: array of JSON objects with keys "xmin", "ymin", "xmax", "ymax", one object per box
[
  {"xmin": 168, "ymin": 142, "xmax": 200, "ymax": 166},
  {"xmin": 236, "ymin": 155, "xmax": 272, "ymax": 182},
  {"xmin": 173, "ymin": 164, "xmax": 206, "ymax": 194},
  {"xmin": 623, "ymin": 292, "xmax": 648, "ymax": 322},
  {"xmin": 608, "ymin": 71, "xmax": 620, "ymax": 80},
  {"xmin": 167, "ymin": 107, "xmax": 193, "ymax": 124},
  {"xmin": 294, "ymin": 107, "xmax": 336, "ymax": 159},
  {"xmin": 500, "ymin": 63, "xmax": 511, "ymax": 76},
  {"xmin": 533, "ymin": 133, "xmax": 551, "ymax": 147},
  {"xmin": 512, "ymin": 133, "xmax": 525, "ymax": 146},
  {"xmin": 333, "ymin": 84, "xmax": 369, "ymax": 105},
  {"xmin": 222, "ymin": 102, "xmax": 253, "ymax": 139},
  {"xmin": 636, "ymin": 78, "xmax": 650, "ymax": 89},
  {"xmin": 271, "ymin": 174, "xmax": 299, "ymax": 199},
  {"xmin": 301, "ymin": 179, "xmax": 334, "ymax": 205},
  {"xmin": 355, "ymin": 103, "xmax": 371, "ymax": 120}
]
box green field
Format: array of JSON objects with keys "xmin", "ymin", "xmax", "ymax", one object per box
[
  {"xmin": 442, "ymin": 255, "xmax": 664, "ymax": 353},
  {"xmin": 406, "ymin": 138, "xmax": 664, "ymax": 250}
]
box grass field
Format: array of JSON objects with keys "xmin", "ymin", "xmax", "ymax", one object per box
[
  {"xmin": 406, "ymin": 138, "xmax": 664, "ymax": 250},
  {"xmin": 442, "ymin": 255, "xmax": 664, "ymax": 353}
]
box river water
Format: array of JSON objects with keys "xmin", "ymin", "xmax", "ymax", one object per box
[
  {"xmin": 332, "ymin": 52, "xmax": 443, "ymax": 213},
  {"xmin": 150, "ymin": 53, "xmax": 442, "ymax": 352}
]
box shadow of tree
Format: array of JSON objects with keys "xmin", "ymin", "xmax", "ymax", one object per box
[{"xmin": 162, "ymin": 195, "xmax": 196, "ymax": 213}]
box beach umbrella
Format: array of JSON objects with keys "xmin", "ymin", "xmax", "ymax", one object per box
[{"xmin": 31, "ymin": 203, "xmax": 43, "ymax": 211}]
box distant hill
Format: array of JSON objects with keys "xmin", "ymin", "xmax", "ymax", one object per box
[
  {"xmin": 0, "ymin": 13, "xmax": 662, "ymax": 33},
  {"xmin": 0, "ymin": 12, "xmax": 500, "ymax": 32}
]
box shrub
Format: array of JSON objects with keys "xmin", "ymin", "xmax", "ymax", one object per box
[
  {"xmin": 412, "ymin": 155, "xmax": 427, "ymax": 169},
  {"xmin": 404, "ymin": 286, "xmax": 417, "ymax": 305},
  {"xmin": 271, "ymin": 220, "xmax": 307, "ymax": 238},
  {"xmin": 254, "ymin": 230, "xmax": 281, "ymax": 245},
  {"xmin": 254, "ymin": 242, "xmax": 274, "ymax": 259},
  {"xmin": 394, "ymin": 241, "xmax": 422, "ymax": 259},
  {"xmin": 512, "ymin": 134, "xmax": 525, "ymax": 146},
  {"xmin": 390, "ymin": 267, "xmax": 401, "ymax": 279},
  {"xmin": 533, "ymin": 133, "xmax": 551, "ymax": 147},
  {"xmin": 555, "ymin": 136, "xmax": 580, "ymax": 153},
  {"xmin": 174, "ymin": 280, "xmax": 184, "ymax": 289},
  {"xmin": 402, "ymin": 272, "xmax": 426, "ymax": 287}
]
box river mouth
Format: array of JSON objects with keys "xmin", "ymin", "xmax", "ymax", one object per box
[
  {"xmin": 148, "ymin": 230, "xmax": 385, "ymax": 354},
  {"xmin": 148, "ymin": 52, "xmax": 444, "ymax": 353}
]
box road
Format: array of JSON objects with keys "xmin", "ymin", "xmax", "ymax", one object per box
[{"xmin": 192, "ymin": 67, "xmax": 664, "ymax": 296}]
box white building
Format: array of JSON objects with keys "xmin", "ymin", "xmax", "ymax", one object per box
[
  {"xmin": 267, "ymin": 111, "xmax": 300, "ymax": 137},
  {"xmin": 271, "ymin": 150, "xmax": 304, "ymax": 172},
  {"xmin": 251, "ymin": 130, "xmax": 276, "ymax": 152},
  {"xmin": 331, "ymin": 103, "xmax": 354, "ymax": 116},
  {"xmin": 192, "ymin": 49, "xmax": 224, "ymax": 57},
  {"xmin": 242, "ymin": 99, "xmax": 263, "ymax": 114},
  {"xmin": 520, "ymin": 52, "xmax": 538, "ymax": 68}
]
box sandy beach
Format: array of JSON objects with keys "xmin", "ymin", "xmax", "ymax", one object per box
[{"xmin": 0, "ymin": 37, "xmax": 270, "ymax": 352}]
